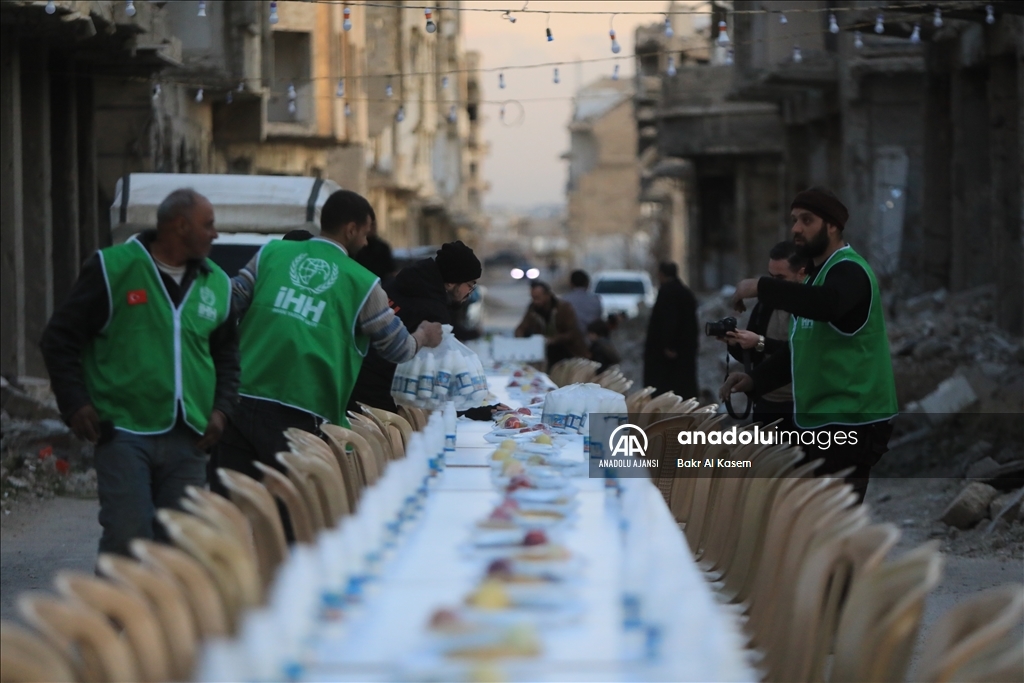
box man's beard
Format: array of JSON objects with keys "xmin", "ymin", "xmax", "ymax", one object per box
[{"xmin": 796, "ymin": 227, "xmax": 830, "ymax": 260}]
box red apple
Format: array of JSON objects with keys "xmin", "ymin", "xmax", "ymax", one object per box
[
  {"xmin": 487, "ymin": 559, "xmax": 513, "ymax": 577},
  {"xmin": 523, "ymin": 530, "xmax": 547, "ymax": 546},
  {"xmin": 516, "ymin": 407, "xmax": 532, "ymax": 415},
  {"xmin": 504, "ymin": 417, "xmax": 523, "ymax": 429},
  {"xmin": 513, "ymin": 370, "xmax": 524, "ymax": 377}
]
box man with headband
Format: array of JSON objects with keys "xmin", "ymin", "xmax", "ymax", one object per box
[{"xmin": 721, "ymin": 186, "xmax": 897, "ymax": 502}]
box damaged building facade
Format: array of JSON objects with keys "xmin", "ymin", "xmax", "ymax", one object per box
[
  {"xmin": 636, "ymin": 0, "xmax": 1022, "ymax": 335},
  {"xmin": 1, "ymin": 0, "xmax": 487, "ymax": 378}
]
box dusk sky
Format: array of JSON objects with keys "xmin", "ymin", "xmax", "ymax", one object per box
[{"xmin": 462, "ymin": 1, "xmax": 692, "ymax": 210}]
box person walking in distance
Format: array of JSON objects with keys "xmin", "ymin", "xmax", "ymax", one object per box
[
  {"xmin": 214, "ymin": 190, "xmax": 442, "ymax": 498},
  {"xmin": 644, "ymin": 262, "xmax": 699, "ymax": 399},
  {"xmin": 41, "ymin": 189, "xmax": 239, "ymax": 557},
  {"xmin": 721, "ymin": 187, "xmax": 898, "ymax": 502},
  {"xmin": 560, "ymin": 269, "xmax": 603, "ymax": 336}
]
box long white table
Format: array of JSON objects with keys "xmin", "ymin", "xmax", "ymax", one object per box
[{"xmin": 301, "ymin": 372, "xmax": 755, "ymax": 681}]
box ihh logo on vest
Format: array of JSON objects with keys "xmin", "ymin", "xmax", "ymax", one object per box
[
  {"xmin": 197, "ymin": 286, "xmax": 218, "ymax": 321},
  {"xmin": 272, "ymin": 254, "xmax": 340, "ymax": 326}
]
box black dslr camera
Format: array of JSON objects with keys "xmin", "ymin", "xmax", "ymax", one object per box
[{"xmin": 705, "ymin": 316, "xmax": 738, "ymax": 337}]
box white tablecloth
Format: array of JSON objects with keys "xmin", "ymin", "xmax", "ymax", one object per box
[{"xmin": 302, "ymin": 372, "xmax": 755, "ymax": 682}]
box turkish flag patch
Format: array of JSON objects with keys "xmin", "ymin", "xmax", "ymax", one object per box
[{"xmin": 127, "ymin": 289, "xmax": 148, "ymax": 305}]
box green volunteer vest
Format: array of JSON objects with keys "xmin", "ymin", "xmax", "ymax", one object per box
[
  {"xmin": 789, "ymin": 245, "xmax": 898, "ymax": 429},
  {"xmin": 82, "ymin": 238, "xmax": 231, "ymax": 434},
  {"xmin": 238, "ymin": 238, "xmax": 378, "ymax": 426}
]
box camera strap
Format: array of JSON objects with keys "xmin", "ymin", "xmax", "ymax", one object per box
[{"xmin": 723, "ymin": 347, "xmax": 753, "ymax": 420}]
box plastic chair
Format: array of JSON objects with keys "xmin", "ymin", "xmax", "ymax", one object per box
[
  {"xmin": 218, "ymin": 466, "xmax": 293, "ymax": 559},
  {"xmin": 250, "ymin": 462, "xmax": 315, "ymax": 545},
  {"xmin": 398, "ymin": 405, "xmax": 427, "ymax": 431},
  {"xmin": 637, "ymin": 392, "xmax": 682, "ymax": 428},
  {"xmin": 96, "ymin": 553, "xmax": 198, "ymax": 682},
  {"xmin": 18, "ymin": 593, "xmax": 139, "ymax": 683},
  {"xmin": 831, "ymin": 541, "xmax": 945, "ymax": 683},
  {"xmin": 277, "ymin": 449, "xmax": 349, "ymax": 524},
  {"xmin": 0, "ymin": 620, "xmax": 77, "ymax": 683},
  {"xmin": 284, "ymin": 428, "xmax": 346, "ymax": 485},
  {"xmin": 129, "ymin": 539, "xmax": 230, "ymax": 639},
  {"xmin": 156, "ymin": 509, "xmax": 262, "ymax": 630},
  {"xmin": 359, "ymin": 404, "xmax": 412, "ymax": 456},
  {"xmin": 915, "ymin": 583, "xmax": 1024, "ymax": 683},
  {"xmin": 322, "ymin": 424, "xmax": 379, "ymax": 489},
  {"xmin": 946, "ymin": 633, "xmax": 1024, "ymax": 682},
  {"xmin": 625, "ymin": 386, "xmax": 657, "ymax": 414},
  {"xmin": 349, "ymin": 421, "xmax": 392, "ymax": 473},
  {"xmin": 54, "ymin": 571, "xmax": 170, "ymax": 683},
  {"xmin": 181, "ymin": 486, "xmax": 259, "ymax": 578}
]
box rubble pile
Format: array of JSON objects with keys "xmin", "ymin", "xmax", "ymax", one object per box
[{"xmin": 1, "ymin": 377, "xmax": 96, "ymax": 515}]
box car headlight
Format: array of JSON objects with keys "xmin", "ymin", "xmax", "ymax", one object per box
[
  {"xmin": 510, "ymin": 268, "xmax": 524, "ymax": 279},
  {"xmin": 526, "ymin": 268, "xmax": 540, "ymax": 279}
]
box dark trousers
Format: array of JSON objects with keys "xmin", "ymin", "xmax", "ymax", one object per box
[
  {"xmin": 643, "ymin": 352, "xmax": 698, "ymax": 401},
  {"xmin": 210, "ymin": 397, "xmax": 325, "ymax": 541},
  {"xmin": 797, "ymin": 420, "xmax": 894, "ymax": 504},
  {"xmin": 94, "ymin": 423, "xmax": 207, "ymax": 556}
]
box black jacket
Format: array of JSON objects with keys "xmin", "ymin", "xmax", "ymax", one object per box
[
  {"xmin": 40, "ymin": 231, "xmax": 240, "ymax": 425},
  {"xmin": 349, "ymin": 258, "xmax": 451, "ymax": 412},
  {"xmin": 644, "ymin": 277, "xmax": 699, "ymax": 357}
]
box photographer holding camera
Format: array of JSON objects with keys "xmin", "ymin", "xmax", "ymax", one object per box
[
  {"xmin": 712, "ymin": 241, "xmax": 807, "ymax": 431},
  {"xmin": 720, "ymin": 188, "xmax": 898, "ymax": 502}
]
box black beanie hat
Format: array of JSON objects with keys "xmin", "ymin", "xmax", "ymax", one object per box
[
  {"xmin": 791, "ymin": 186, "xmax": 850, "ymax": 230},
  {"xmin": 435, "ymin": 241, "xmax": 482, "ymax": 283}
]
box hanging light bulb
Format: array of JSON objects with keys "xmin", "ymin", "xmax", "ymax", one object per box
[
  {"xmin": 502, "ymin": 11, "xmax": 516, "ymax": 24},
  {"xmin": 447, "ymin": 105, "xmax": 457, "ymax": 123},
  {"xmin": 336, "ymin": 79, "xmax": 345, "ymax": 98},
  {"xmin": 287, "ymin": 82, "xmax": 297, "ymax": 100},
  {"xmin": 287, "ymin": 82, "xmax": 297, "ymax": 115},
  {"xmin": 344, "ymin": 103, "xmax": 352, "ymax": 117},
  {"xmin": 725, "ymin": 48, "xmax": 734, "ymax": 65},
  {"xmin": 237, "ymin": 81, "xmax": 245, "ymax": 92},
  {"xmin": 933, "ymin": 8, "xmax": 943, "ymax": 28},
  {"xmin": 664, "ymin": 16, "xmax": 673, "ymax": 38},
  {"xmin": 396, "ymin": 105, "xmax": 405, "ymax": 123},
  {"xmin": 152, "ymin": 83, "xmax": 161, "ymax": 100},
  {"xmin": 874, "ymin": 13, "xmax": 884, "ymax": 34},
  {"xmin": 546, "ymin": 27, "xmax": 553, "ymax": 42},
  {"xmin": 441, "ymin": 75, "xmax": 449, "ymax": 90},
  {"xmin": 610, "ymin": 29, "xmax": 620, "ymax": 54},
  {"xmin": 910, "ymin": 23, "xmax": 921, "ymax": 44},
  {"xmin": 125, "ymin": 0, "xmax": 136, "ymax": 17},
  {"xmin": 666, "ymin": 55, "xmax": 677, "ymax": 77},
  {"xmin": 792, "ymin": 44, "xmax": 803, "ymax": 63},
  {"xmin": 854, "ymin": 30, "xmax": 864, "ymax": 49},
  {"xmin": 498, "ymin": 72, "xmax": 505, "ymax": 89},
  {"xmin": 195, "ymin": 88, "xmax": 204, "ymax": 103},
  {"xmin": 424, "ymin": 8, "xmax": 436, "ymax": 34},
  {"xmin": 985, "ymin": 5, "xmax": 995, "ymax": 24},
  {"xmin": 717, "ymin": 20, "xmax": 730, "ymax": 46},
  {"xmin": 45, "ymin": 0, "xmax": 55, "ymax": 14},
  {"xmin": 779, "ymin": 11, "xmax": 787, "ymax": 25},
  {"xmin": 553, "ymin": 67, "xmax": 560, "ymax": 84},
  {"xmin": 226, "ymin": 90, "xmax": 233, "ymax": 104},
  {"xmin": 385, "ymin": 82, "xmax": 393, "ymax": 98},
  {"xmin": 343, "ymin": 6, "xmax": 352, "ymax": 31},
  {"xmin": 612, "ymin": 64, "xmax": 620, "ymax": 81},
  {"xmin": 197, "ymin": 1, "xmax": 206, "ymax": 18},
  {"xmin": 288, "ymin": 99, "xmax": 297, "ymax": 115},
  {"xmin": 829, "ymin": 13, "xmax": 839, "ymax": 34},
  {"xmin": 269, "ymin": 1, "xmax": 279, "ymax": 25}
]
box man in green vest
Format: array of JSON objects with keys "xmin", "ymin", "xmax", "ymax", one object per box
[
  {"xmin": 721, "ymin": 187, "xmax": 897, "ymax": 501},
  {"xmin": 213, "ymin": 190, "xmax": 442, "ymax": 492},
  {"xmin": 42, "ymin": 189, "xmax": 239, "ymax": 556}
]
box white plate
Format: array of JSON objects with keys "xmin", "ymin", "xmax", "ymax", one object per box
[
  {"xmin": 511, "ymin": 510, "xmax": 575, "ymax": 529},
  {"xmin": 509, "ymin": 485, "xmax": 577, "ymax": 504},
  {"xmin": 462, "ymin": 599, "xmax": 585, "ymax": 628},
  {"xmin": 470, "ymin": 526, "xmax": 524, "ymax": 547},
  {"xmin": 515, "ymin": 441, "xmax": 561, "ymax": 455}
]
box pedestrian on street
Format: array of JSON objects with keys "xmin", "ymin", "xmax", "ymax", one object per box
[
  {"xmin": 715, "ymin": 241, "xmax": 807, "ymax": 431},
  {"xmin": 349, "ymin": 241, "xmax": 506, "ymax": 420},
  {"xmin": 41, "ymin": 189, "xmax": 239, "ymax": 557},
  {"xmin": 561, "ymin": 269, "xmax": 603, "ymax": 336},
  {"xmin": 214, "ymin": 190, "xmax": 442, "ymax": 497},
  {"xmin": 514, "ymin": 281, "xmax": 589, "ymax": 369},
  {"xmin": 644, "ymin": 262, "xmax": 699, "ymax": 400},
  {"xmin": 721, "ymin": 186, "xmax": 898, "ymax": 502}
]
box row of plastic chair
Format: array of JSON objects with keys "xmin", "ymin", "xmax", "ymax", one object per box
[
  {"xmin": 644, "ymin": 412, "xmax": 1024, "ymax": 682},
  {"xmin": 1, "ymin": 404, "xmax": 418, "ymax": 683},
  {"xmin": 548, "ymin": 358, "xmax": 601, "ymax": 387}
]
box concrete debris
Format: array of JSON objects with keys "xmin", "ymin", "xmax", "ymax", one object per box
[
  {"xmin": 0, "ymin": 376, "xmax": 61, "ymax": 421},
  {"xmin": 992, "ymin": 445, "xmax": 1023, "ymax": 465},
  {"xmin": 988, "ymin": 489, "xmax": 1022, "ymax": 524},
  {"xmin": 915, "ymin": 375, "xmax": 979, "ymax": 421},
  {"xmin": 941, "ymin": 482, "xmax": 1000, "ymax": 529},
  {"xmin": 965, "ymin": 457, "xmax": 1002, "ymax": 480}
]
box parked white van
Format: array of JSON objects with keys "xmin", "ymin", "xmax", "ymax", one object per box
[
  {"xmin": 591, "ymin": 269, "xmax": 656, "ymax": 319},
  {"xmin": 109, "ymin": 173, "xmax": 341, "ymax": 275}
]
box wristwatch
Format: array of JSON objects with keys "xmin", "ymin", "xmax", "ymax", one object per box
[{"xmin": 755, "ymin": 335, "xmax": 765, "ymax": 353}]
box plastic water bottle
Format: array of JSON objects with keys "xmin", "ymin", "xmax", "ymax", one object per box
[
  {"xmin": 417, "ymin": 353, "xmax": 436, "ymax": 402},
  {"xmin": 443, "ymin": 401, "xmax": 457, "ymax": 455}
]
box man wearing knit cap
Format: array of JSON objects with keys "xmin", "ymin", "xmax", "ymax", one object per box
[
  {"xmin": 721, "ymin": 187, "xmax": 897, "ymax": 502},
  {"xmin": 350, "ymin": 240, "xmax": 506, "ymax": 419}
]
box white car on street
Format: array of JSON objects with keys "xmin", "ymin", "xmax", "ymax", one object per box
[{"xmin": 591, "ymin": 270, "xmax": 656, "ymax": 319}]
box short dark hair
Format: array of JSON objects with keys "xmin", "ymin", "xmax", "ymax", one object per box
[
  {"xmin": 320, "ymin": 190, "xmax": 374, "ymax": 235},
  {"xmin": 156, "ymin": 188, "xmax": 203, "ymax": 227},
  {"xmin": 283, "ymin": 229, "xmax": 314, "ymax": 241},
  {"xmin": 355, "ymin": 234, "xmax": 396, "ymax": 279},
  {"xmin": 658, "ymin": 262, "xmax": 678, "ymax": 278},
  {"xmin": 768, "ymin": 240, "xmax": 808, "ymax": 274},
  {"xmin": 530, "ymin": 281, "xmax": 553, "ymax": 295},
  {"xmin": 569, "ymin": 270, "xmax": 590, "ymax": 288}
]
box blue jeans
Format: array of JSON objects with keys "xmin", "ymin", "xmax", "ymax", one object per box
[{"xmin": 94, "ymin": 423, "xmax": 207, "ymax": 556}]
